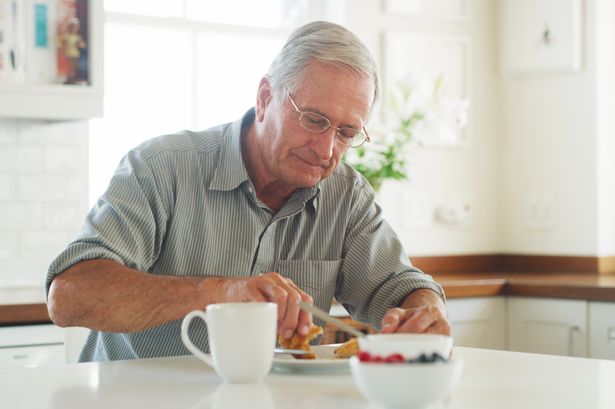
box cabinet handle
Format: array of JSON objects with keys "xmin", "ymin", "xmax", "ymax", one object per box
[
  {"xmin": 608, "ymin": 327, "xmax": 615, "ymax": 343},
  {"xmin": 568, "ymin": 326, "xmax": 580, "ymax": 356}
]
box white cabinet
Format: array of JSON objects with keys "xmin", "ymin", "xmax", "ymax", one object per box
[
  {"xmin": 0, "ymin": 324, "xmax": 65, "ymax": 368},
  {"xmin": 0, "ymin": 0, "xmax": 103, "ymax": 119},
  {"xmin": 64, "ymin": 326, "xmax": 90, "ymax": 363},
  {"xmin": 589, "ymin": 302, "xmax": 615, "ymax": 359},
  {"xmin": 508, "ymin": 297, "xmax": 588, "ymax": 357},
  {"xmin": 447, "ymin": 297, "xmax": 507, "ymax": 350}
]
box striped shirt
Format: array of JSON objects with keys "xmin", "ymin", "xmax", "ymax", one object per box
[{"xmin": 45, "ymin": 109, "xmax": 444, "ymax": 362}]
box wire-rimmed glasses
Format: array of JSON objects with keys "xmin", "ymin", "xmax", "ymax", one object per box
[{"xmin": 287, "ymin": 93, "xmax": 370, "ymax": 148}]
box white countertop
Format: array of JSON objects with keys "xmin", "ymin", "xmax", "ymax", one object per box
[{"xmin": 2, "ymin": 346, "xmax": 615, "ymax": 409}]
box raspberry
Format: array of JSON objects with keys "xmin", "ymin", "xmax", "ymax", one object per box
[
  {"xmin": 358, "ymin": 351, "xmax": 373, "ymax": 362},
  {"xmin": 384, "ymin": 353, "xmax": 404, "ymax": 363},
  {"xmin": 371, "ymin": 355, "xmax": 384, "ymax": 363}
]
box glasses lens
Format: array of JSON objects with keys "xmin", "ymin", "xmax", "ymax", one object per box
[
  {"xmin": 339, "ymin": 128, "xmax": 368, "ymax": 148},
  {"xmin": 337, "ymin": 127, "xmax": 360, "ymax": 146},
  {"xmin": 299, "ymin": 112, "xmax": 330, "ymax": 132}
]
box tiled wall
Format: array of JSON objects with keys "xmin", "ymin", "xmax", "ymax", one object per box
[{"xmin": 0, "ymin": 120, "xmax": 89, "ymax": 288}]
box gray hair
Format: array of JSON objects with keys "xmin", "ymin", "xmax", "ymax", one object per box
[{"xmin": 267, "ymin": 21, "xmax": 379, "ymax": 116}]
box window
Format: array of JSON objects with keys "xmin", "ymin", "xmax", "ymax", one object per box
[{"xmin": 89, "ymin": 1, "xmax": 307, "ymax": 204}]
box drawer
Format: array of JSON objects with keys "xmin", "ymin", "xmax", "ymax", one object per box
[
  {"xmin": 0, "ymin": 344, "xmax": 65, "ymax": 368},
  {"xmin": 589, "ymin": 302, "xmax": 615, "ymax": 360},
  {"xmin": 448, "ymin": 297, "xmax": 507, "ymax": 350}
]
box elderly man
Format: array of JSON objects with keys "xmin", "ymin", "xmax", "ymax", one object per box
[{"xmin": 46, "ymin": 21, "xmax": 450, "ymax": 362}]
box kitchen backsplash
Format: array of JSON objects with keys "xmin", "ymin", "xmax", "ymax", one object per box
[{"xmin": 0, "ymin": 119, "xmax": 89, "ymax": 289}]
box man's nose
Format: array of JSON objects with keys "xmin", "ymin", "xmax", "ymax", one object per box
[{"xmin": 311, "ymin": 127, "xmax": 337, "ymax": 160}]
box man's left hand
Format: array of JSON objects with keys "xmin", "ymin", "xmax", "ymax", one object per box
[{"xmin": 379, "ymin": 289, "xmax": 451, "ymax": 335}]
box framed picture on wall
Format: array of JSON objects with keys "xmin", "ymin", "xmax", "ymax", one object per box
[{"xmin": 499, "ymin": 0, "xmax": 582, "ymax": 76}]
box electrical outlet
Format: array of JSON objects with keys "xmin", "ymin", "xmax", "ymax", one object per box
[
  {"xmin": 434, "ymin": 199, "xmax": 474, "ymax": 227},
  {"xmin": 527, "ymin": 193, "xmax": 557, "ymax": 229}
]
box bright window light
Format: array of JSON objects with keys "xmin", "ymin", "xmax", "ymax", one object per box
[
  {"xmin": 186, "ymin": 0, "xmax": 285, "ymax": 28},
  {"xmin": 195, "ymin": 33, "xmax": 284, "ymax": 129},
  {"xmin": 89, "ymin": 23, "xmax": 193, "ymax": 203},
  {"xmin": 104, "ymin": 0, "xmax": 184, "ymax": 17}
]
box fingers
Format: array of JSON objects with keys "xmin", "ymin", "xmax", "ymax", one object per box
[
  {"xmin": 381, "ymin": 305, "xmax": 451, "ymax": 336},
  {"xmin": 251, "ymin": 273, "xmax": 313, "ymax": 339},
  {"xmin": 424, "ymin": 320, "xmax": 452, "ymax": 336},
  {"xmin": 278, "ymin": 276, "xmax": 313, "ymax": 336},
  {"xmin": 296, "ymin": 292, "xmax": 314, "ymax": 336},
  {"xmin": 380, "ymin": 308, "xmax": 404, "ymax": 333}
]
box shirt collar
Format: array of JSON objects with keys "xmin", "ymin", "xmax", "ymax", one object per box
[{"xmin": 209, "ymin": 109, "xmax": 253, "ymax": 192}]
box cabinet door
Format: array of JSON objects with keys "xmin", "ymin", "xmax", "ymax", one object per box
[
  {"xmin": 447, "ymin": 297, "xmax": 507, "ymax": 350},
  {"xmin": 589, "ymin": 302, "xmax": 615, "ymax": 359},
  {"xmin": 0, "ymin": 344, "xmax": 65, "ymax": 368},
  {"xmin": 508, "ymin": 297, "xmax": 587, "ymax": 357},
  {"xmin": 0, "ymin": 324, "xmax": 65, "ymax": 368}
]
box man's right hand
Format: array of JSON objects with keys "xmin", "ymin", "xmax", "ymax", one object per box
[{"xmin": 213, "ymin": 272, "xmax": 314, "ymax": 341}]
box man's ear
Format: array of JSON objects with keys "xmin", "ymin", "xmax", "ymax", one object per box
[{"xmin": 255, "ymin": 77, "xmax": 273, "ymax": 122}]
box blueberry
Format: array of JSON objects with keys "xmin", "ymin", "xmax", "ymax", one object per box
[
  {"xmin": 417, "ymin": 353, "xmax": 429, "ymax": 363},
  {"xmin": 431, "ymin": 353, "xmax": 446, "ymax": 362}
]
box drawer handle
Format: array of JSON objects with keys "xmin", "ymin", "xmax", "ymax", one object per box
[
  {"xmin": 12, "ymin": 354, "xmax": 29, "ymax": 360},
  {"xmin": 608, "ymin": 327, "xmax": 615, "ymax": 342},
  {"xmin": 568, "ymin": 326, "xmax": 580, "ymax": 356}
]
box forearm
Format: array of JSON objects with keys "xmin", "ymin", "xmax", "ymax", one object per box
[{"xmin": 47, "ymin": 259, "xmax": 224, "ymax": 333}]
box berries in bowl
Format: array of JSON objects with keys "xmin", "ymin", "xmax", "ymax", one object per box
[
  {"xmin": 357, "ymin": 350, "xmax": 448, "ymax": 364},
  {"xmin": 357, "ymin": 333, "xmax": 453, "ymax": 361}
]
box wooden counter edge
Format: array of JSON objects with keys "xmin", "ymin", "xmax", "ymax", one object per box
[{"xmin": 0, "ymin": 303, "xmax": 51, "ymax": 326}]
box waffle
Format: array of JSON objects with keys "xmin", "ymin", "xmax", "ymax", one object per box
[
  {"xmin": 277, "ymin": 324, "xmax": 323, "ymax": 359},
  {"xmin": 333, "ymin": 337, "xmax": 359, "ymax": 359}
]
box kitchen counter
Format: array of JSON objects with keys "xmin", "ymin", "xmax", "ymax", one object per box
[
  {"xmin": 0, "ymin": 287, "xmax": 49, "ymax": 325},
  {"xmin": 2, "ymin": 346, "xmax": 615, "ymax": 408},
  {"xmin": 435, "ymin": 272, "xmax": 615, "ymax": 301},
  {"xmin": 2, "ymin": 272, "xmax": 615, "ymax": 325}
]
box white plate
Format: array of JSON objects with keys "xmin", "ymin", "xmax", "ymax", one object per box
[{"xmin": 272, "ymin": 345, "xmax": 349, "ymax": 373}]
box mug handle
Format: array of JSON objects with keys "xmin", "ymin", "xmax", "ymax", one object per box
[{"xmin": 181, "ymin": 309, "xmax": 214, "ymax": 367}]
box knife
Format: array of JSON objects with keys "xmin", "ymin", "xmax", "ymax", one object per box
[
  {"xmin": 298, "ymin": 301, "xmax": 365, "ymax": 339},
  {"xmin": 274, "ymin": 348, "xmax": 312, "ymax": 356},
  {"xmin": 9, "ymin": 0, "xmax": 17, "ymax": 70}
]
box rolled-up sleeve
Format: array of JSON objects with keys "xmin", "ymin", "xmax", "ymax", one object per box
[
  {"xmin": 335, "ymin": 181, "xmax": 444, "ymax": 330},
  {"xmin": 45, "ymin": 148, "xmax": 170, "ymax": 296}
]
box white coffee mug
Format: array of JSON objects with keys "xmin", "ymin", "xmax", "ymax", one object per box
[{"xmin": 181, "ymin": 302, "xmax": 277, "ymax": 383}]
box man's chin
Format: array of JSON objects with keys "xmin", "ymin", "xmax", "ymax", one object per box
[{"xmin": 290, "ymin": 174, "xmax": 322, "ymax": 189}]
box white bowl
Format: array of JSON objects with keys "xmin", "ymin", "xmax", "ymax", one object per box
[
  {"xmin": 350, "ymin": 356, "xmax": 463, "ymax": 409},
  {"xmin": 358, "ymin": 333, "xmax": 453, "ymax": 360}
]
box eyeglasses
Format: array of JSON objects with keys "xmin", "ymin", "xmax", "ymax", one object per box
[{"xmin": 287, "ymin": 93, "xmax": 370, "ymax": 148}]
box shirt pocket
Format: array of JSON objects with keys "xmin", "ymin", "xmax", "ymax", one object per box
[{"xmin": 275, "ymin": 259, "xmax": 342, "ymax": 292}]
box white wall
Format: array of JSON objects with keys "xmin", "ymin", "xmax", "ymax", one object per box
[
  {"xmin": 500, "ymin": 0, "xmax": 613, "ymax": 257},
  {"xmin": 596, "ymin": 0, "xmax": 615, "ymax": 256},
  {"xmin": 0, "ymin": 120, "xmax": 88, "ymax": 287}
]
